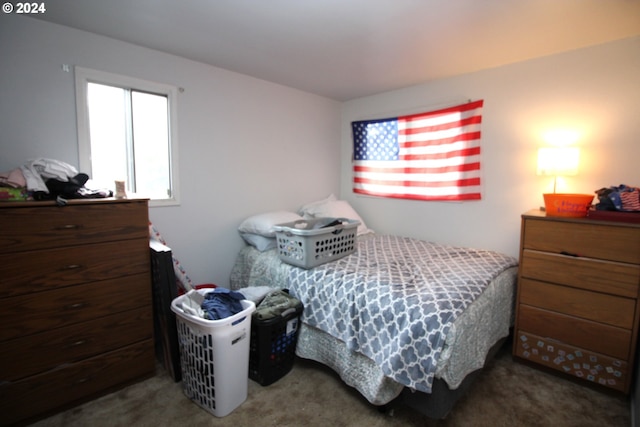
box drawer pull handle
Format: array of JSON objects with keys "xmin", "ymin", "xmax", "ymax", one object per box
[
  {"xmin": 64, "ymin": 264, "xmax": 83, "ymax": 270},
  {"xmin": 57, "ymin": 224, "xmax": 80, "ymax": 230},
  {"xmin": 66, "ymin": 302, "xmax": 86, "ymax": 310},
  {"xmin": 75, "ymin": 377, "xmax": 90, "ymax": 385},
  {"xmin": 70, "ymin": 339, "xmax": 87, "ymax": 347},
  {"xmin": 560, "ymin": 251, "xmax": 580, "ymax": 257}
]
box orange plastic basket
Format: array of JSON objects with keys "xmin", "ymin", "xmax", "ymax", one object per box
[{"xmin": 543, "ymin": 193, "xmax": 594, "ymax": 218}]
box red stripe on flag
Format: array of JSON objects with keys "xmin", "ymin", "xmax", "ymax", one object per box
[
  {"xmin": 353, "ymin": 187, "xmax": 482, "ymax": 201},
  {"xmin": 354, "ymin": 177, "xmax": 481, "ymax": 188},
  {"xmin": 354, "ymin": 162, "xmax": 480, "ymax": 175}
]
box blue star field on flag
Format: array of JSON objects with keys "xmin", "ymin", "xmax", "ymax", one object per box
[{"xmin": 353, "ymin": 119, "xmax": 399, "ymax": 161}]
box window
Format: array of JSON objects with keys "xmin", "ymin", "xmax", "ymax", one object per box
[{"xmin": 75, "ymin": 67, "xmax": 179, "ymax": 206}]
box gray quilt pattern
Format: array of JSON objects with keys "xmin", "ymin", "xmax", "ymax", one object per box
[{"xmin": 287, "ymin": 235, "xmax": 518, "ymax": 393}]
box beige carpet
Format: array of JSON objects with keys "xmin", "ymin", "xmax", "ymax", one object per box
[{"xmin": 31, "ymin": 342, "xmax": 630, "ymax": 427}]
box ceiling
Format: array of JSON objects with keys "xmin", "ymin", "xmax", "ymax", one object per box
[{"xmin": 33, "ymin": 0, "xmax": 640, "ymax": 101}]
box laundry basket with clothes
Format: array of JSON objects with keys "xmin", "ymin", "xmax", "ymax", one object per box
[
  {"xmin": 171, "ymin": 288, "xmax": 255, "ymax": 417},
  {"xmin": 248, "ymin": 289, "xmax": 304, "ymax": 386}
]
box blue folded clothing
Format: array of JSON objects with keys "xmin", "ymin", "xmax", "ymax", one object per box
[{"xmin": 201, "ymin": 287, "xmax": 246, "ymax": 320}]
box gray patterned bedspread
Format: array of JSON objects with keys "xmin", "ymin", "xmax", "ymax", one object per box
[
  {"xmin": 230, "ymin": 234, "xmax": 518, "ymax": 400},
  {"xmin": 286, "ymin": 235, "xmax": 517, "ymax": 393}
]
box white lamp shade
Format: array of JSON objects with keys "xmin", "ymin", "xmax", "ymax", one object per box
[{"xmin": 537, "ymin": 147, "xmax": 580, "ymax": 176}]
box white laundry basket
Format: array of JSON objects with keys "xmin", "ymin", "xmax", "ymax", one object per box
[{"xmin": 171, "ymin": 289, "xmax": 256, "ymax": 417}]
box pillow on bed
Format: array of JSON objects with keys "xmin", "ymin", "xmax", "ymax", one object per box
[
  {"xmin": 298, "ymin": 198, "xmax": 373, "ymax": 236},
  {"xmin": 239, "ymin": 233, "xmax": 277, "ymax": 251},
  {"xmin": 297, "ymin": 193, "xmax": 337, "ymax": 214},
  {"xmin": 238, "ymin": 210, "xmax": 303, "ymax": 237}
]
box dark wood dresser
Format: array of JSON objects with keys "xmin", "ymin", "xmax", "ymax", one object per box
[
  {"xmin": 513, "ymin": 209, "xmax": 640, "ymax": 393},
  {"xmin": 0, "ymin": 198, "xmax": 155, "ymax": 425}
]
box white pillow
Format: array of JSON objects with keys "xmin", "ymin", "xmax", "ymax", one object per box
[
  {"xmin": 299, "ymin": 199, "xmax": 373, "ymax": 236},
  {"xmin": 240, "ymin": 233, "xmax": 276, "ymax": 251},
  {"xmin": 297, "ymin": 194, "xmax": 337, "ymax": 216},
  {"xmin": 238, "ymin": 211, "xmax": 303, "ymax": 237}
]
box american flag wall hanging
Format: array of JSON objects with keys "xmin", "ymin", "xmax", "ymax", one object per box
[{"xmin": 351, "ymin": 99, "xmax": 484, "ymax": 201}]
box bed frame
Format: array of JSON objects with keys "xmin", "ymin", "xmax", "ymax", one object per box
[{"xmin": 395, "ymin": 336, "xmax": 508, "ymax": 418}]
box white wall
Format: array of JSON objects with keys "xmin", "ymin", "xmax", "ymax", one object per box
[
  {"xmin": 2, "ymin": 13, "xmax": 638, "ymax": 282},
  {"xmin": 341, "ymin": 36, "xmax": 640, "ymax": 258},
  {"xmin": 0, "ymin": 15, "xmax": 342, "ymax": 287}
]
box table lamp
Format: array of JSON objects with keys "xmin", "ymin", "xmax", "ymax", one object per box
[
  {"xmin": 537, "ymin": 147, "xmax": 593, "ymax": 217},
  {"xmin": 537, "ymin": 147, "xmax": 579, "ymax": 193}
]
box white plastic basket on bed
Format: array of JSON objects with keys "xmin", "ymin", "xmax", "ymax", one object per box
[{"xmin": 273, "ymin": 217, "xmax": 359, "ymax": 269}]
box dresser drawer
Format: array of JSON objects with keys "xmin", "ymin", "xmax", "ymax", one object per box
[
  {"xmin": 0, "ymin": 273, "xmax": 151, "ymax": 342},
  {"xmin": 518, "ymin": 304, "xmax": 631, "ymax": 360},
  {"xmin": 0, "ymin": 239, "xmax": 150, "ymax": 298},
  {"xmin": 0, "ymin": 339, "xmax": 154, "ymax": 427},
  {"xmin": 523, "ymin": 219, "xmax": 640, "ymax": 264},
  {"xmin": 0, "ymin": 200, "xmax": 148, "ymax": 254},
  {"xmin": 519, "ymin": 278, "xmax": 636, "ymax": 329},
  {"xmin": 521, "ymin": 250, "xmax": 640, "ymax": 298},
  {"xmin": 0, "ymin": 306, "xmax": 152, "ymax": 382},
  {"xmin": 514, "ymin": 331, "xmax": 629, "ymax": 393}
]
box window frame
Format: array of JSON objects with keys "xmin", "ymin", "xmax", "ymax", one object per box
[{"xmin": 75, "ymin": 66, "xmax": 180, "ymax": 207}]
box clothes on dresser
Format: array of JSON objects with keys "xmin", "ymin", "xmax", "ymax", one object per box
[
  {"xmin": 1, "ymin": 158, "xmax": 112, "ymax": 201},
  {"xmin": 0, "ymin": 167, "xmax": 30, "ymax": 200},
  {"xmin": 0, "ymin": 168, "xmax": 27, "ymax": 188},
  {"xmin": 20, "ymin": 158, "xmax": 79, "ymax": 193},
  {"xmin": 620, "ymin": 188, "xmax": 640, "ymax": 211},
  {"xmin": 595, "ymin": 184, "xmax": 640, "ymax": 212}
]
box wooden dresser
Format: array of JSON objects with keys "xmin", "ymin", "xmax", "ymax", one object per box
[
  {"xmin": 0, "ymin": 198, "xmax": 155, "ymax": 426},
  {"xmin": 513, "ymin": 209, "xmax": 640, "ymax": 394}
]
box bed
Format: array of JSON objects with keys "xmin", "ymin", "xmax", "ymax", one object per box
[{"xmin": 230, "ymin": 200, "xmax": 518, "ymax": 418}]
